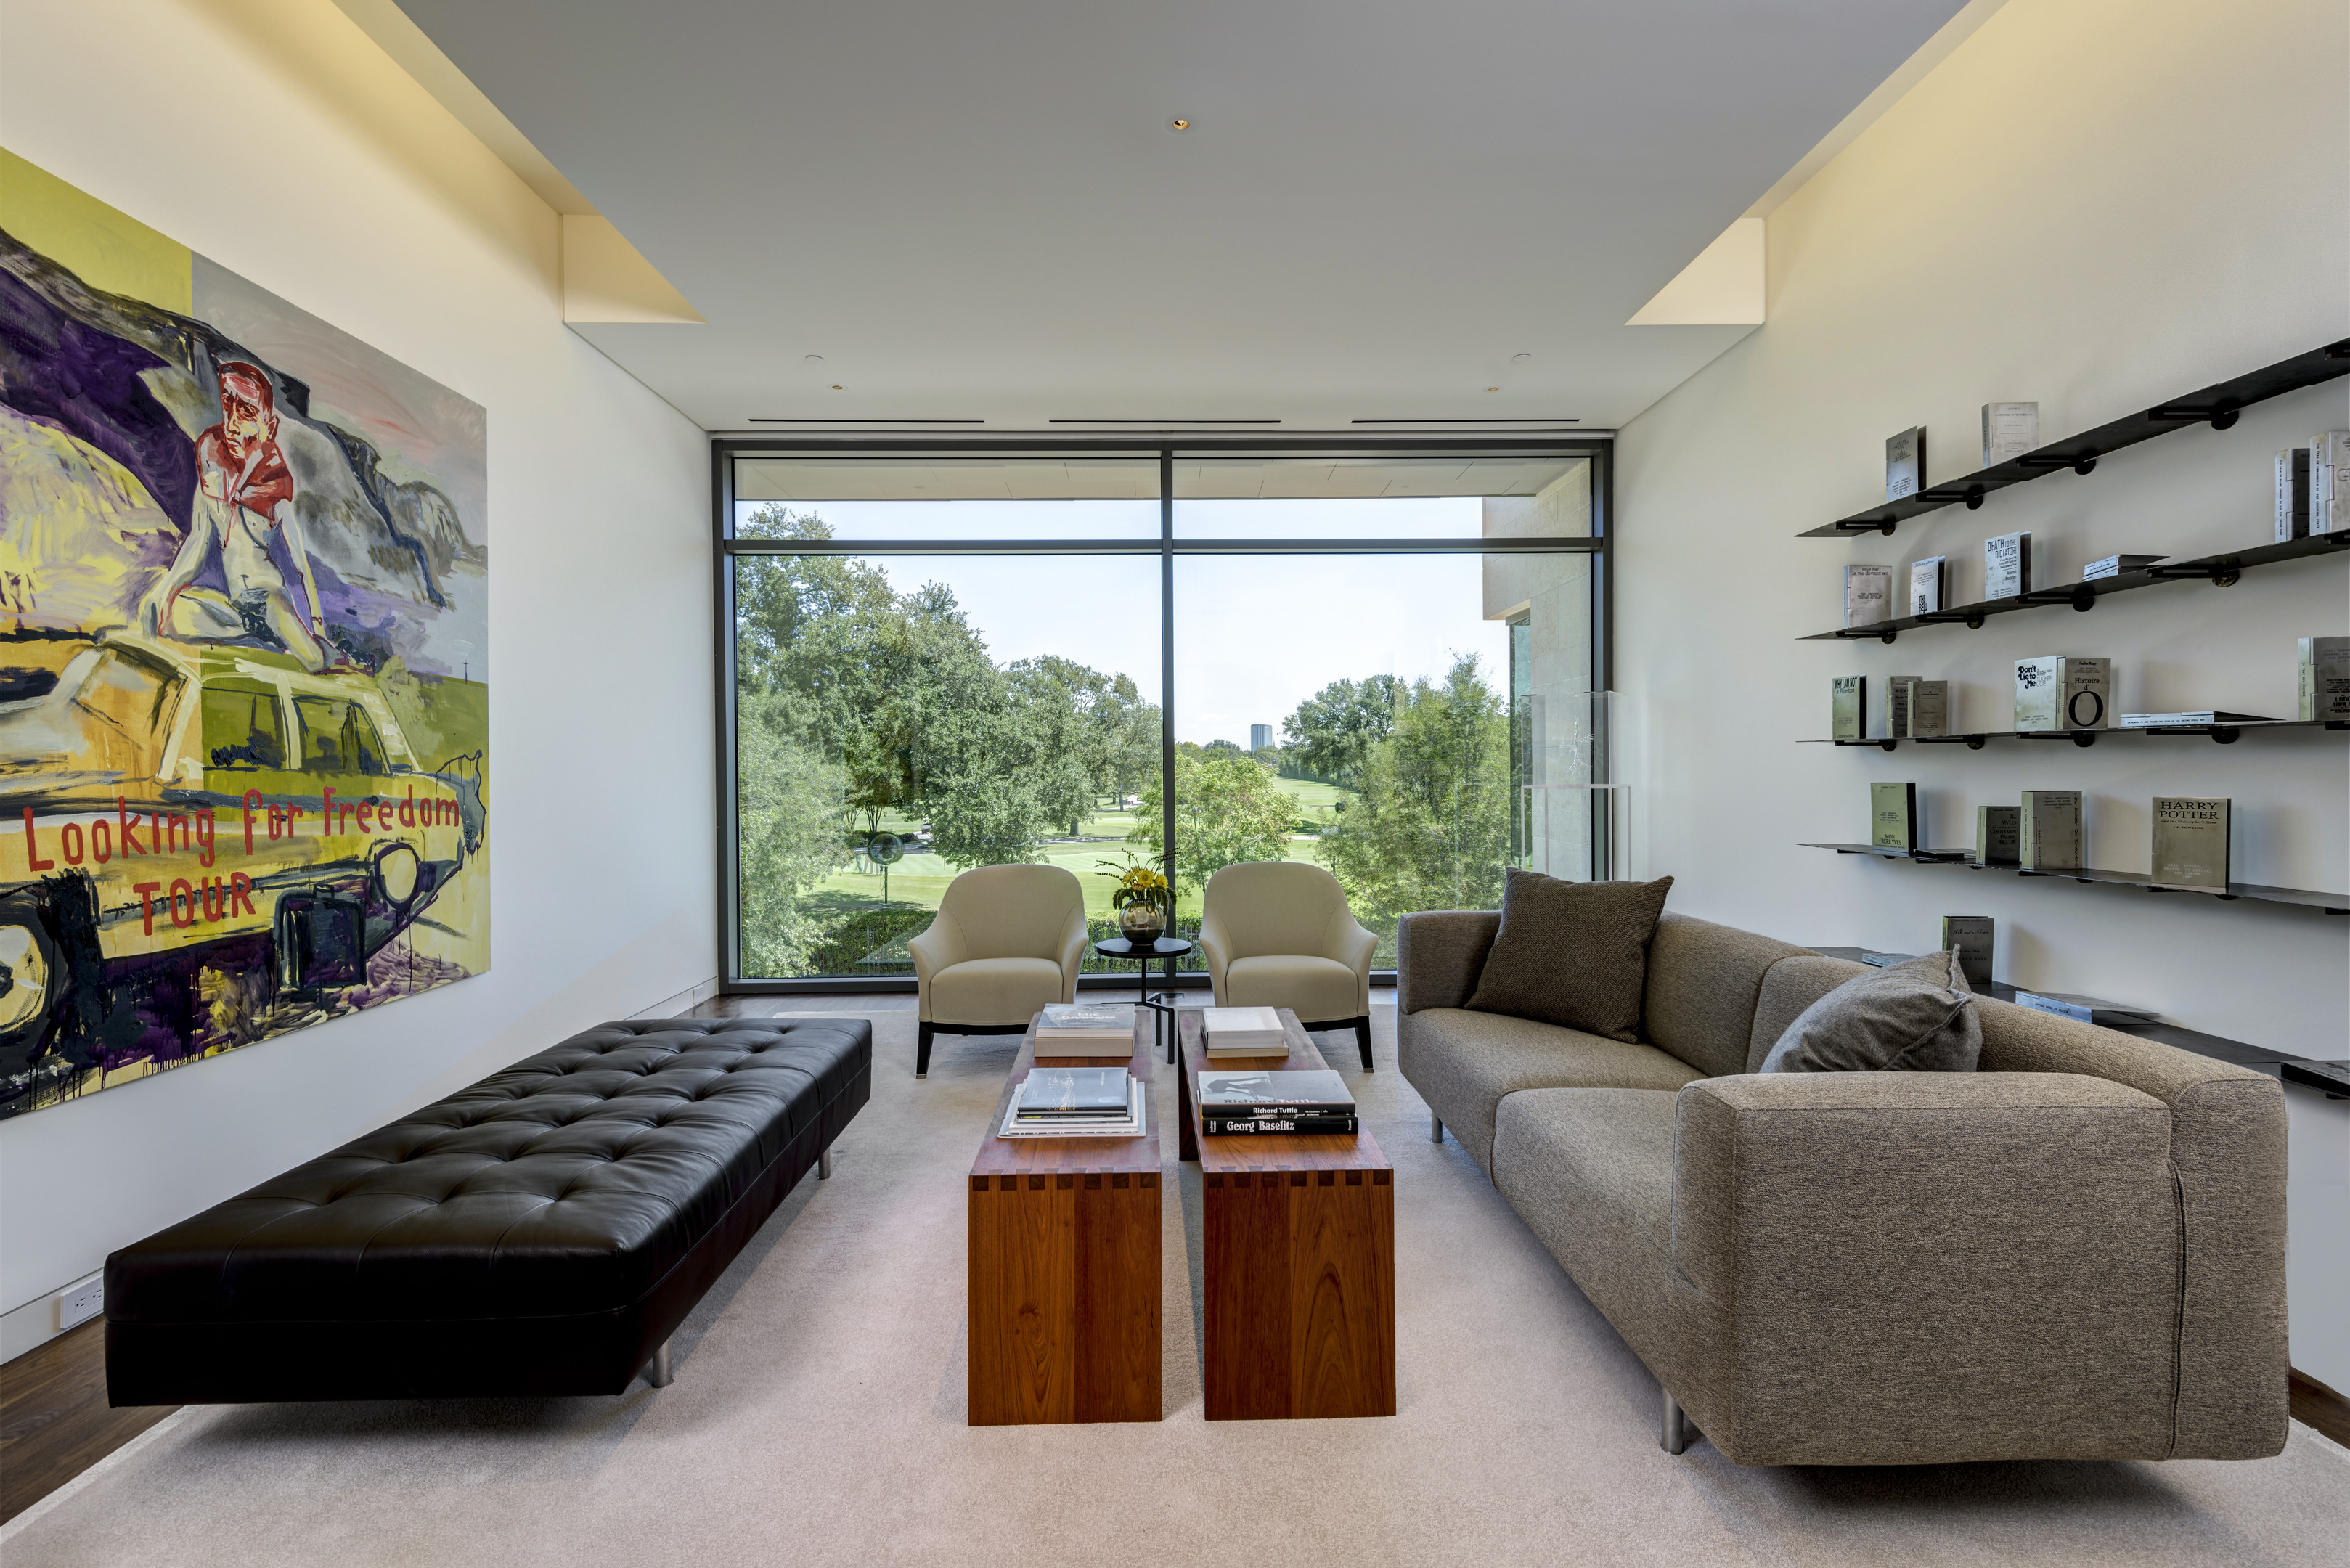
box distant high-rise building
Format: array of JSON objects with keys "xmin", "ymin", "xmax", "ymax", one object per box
[{"xmin": 1250, "ymin": 724, "xmax": 1273, "ymax": 751}]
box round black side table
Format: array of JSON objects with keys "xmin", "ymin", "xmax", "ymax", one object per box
[{"xmin": 1090, "ymin": 936, "xmax": 1195, "ymax": 1063}]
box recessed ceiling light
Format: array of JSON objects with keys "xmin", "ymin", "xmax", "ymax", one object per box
[
  {"xmin": 1511, "ymin": 353, "xmax": 1533, "ymax": 364},
  {"xmin": 804, "ymin": 354, "xmax": 825, "ymax": 363},
  {"xmin": 831, "ymin": 384, "xmax": 844, "ymax": 391},
  {"xmin": 1486, "ymin": 386, "xmax": 1500, "ymax": 393},
  {"xmin": 1169, "ymin": 118, "xmax": 1190, "ymax": 131}
]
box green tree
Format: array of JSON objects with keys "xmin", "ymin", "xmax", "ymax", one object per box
[
  {"xmin": 1130, "ymin": 751, "xmax": 1296, "ymax": 907},
  {"xmin": 1282, "ymin": 674, "xmax": 1401, "ymax": 786},
  {"xmin": 1315, "ymin": 656, "xmax": 1510, "ymax": 923},
  {"xmin": 735, "ymin": 692, "xmax": 852, "ymax": 976}
]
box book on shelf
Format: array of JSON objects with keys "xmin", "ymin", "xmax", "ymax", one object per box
[
  {"xmin": 2082, "ymin": 552, "xmax": 2164, "ymax": 581},
  {"xmin": 2018, "ymin": 790, "xmax": 2083, "ymax": 871},
  {"xmin": 1017, "ymin": 1066, "xmax": 1133, "ymax": 1117},
  {"xmin": 1843, "ymin": 564, "xmax": 1893, "ymax": 627},
  {"xmin": 1035, "ymin": 1002, "xmax": 1136, "ymax": 1048},
  {"xmin": 2012, "ymin": 992, "xmax": 2161, "ymax": 1026},
  {"xmin": 1199, "ymin": 1069, "xmax": 1355, "ymax": 1116},
  {"xmin": 2151, "ymin": 796, "xmax": 2231, "ymax": 891},
  {"xmin": 1886, "ymin": 674, "xmax": 1918, "ymax": 738},
  {"xmin": 1885, "ymin": 426, "xmax": 1925, "ymax": 502},
  {"xmin": 1201, "ymin": 1005, "xmax": 1287, "ymax": 1055},
  {"xmin": 2118, "ymin": 711, "xmax": 2273, "ymax": 728},
  {"xmin": 2301, "ymin": 636, "xmax": 2350, "ymax": 721},
  {"xmin": 2275, "ymin": 447, "xmax": 2312, "ymax": 542},
  {"xmin": 2014, "ymin": 655, "xmax": 2110, "ymax": 730},
  {"xmin": 1983, "ymin": 531, "xmax": 2031, "ymax": 600},
  {"xmin": 1941, "ymin": 916, "xmax": 1994, "ymax": 987},
  {"xmin": 1981, "ymin": 402, "xmax": 2039, "ymax": 467},
  {"xmin": 1831, "ymin": 674, "xmax": 1867, "ymax": 740},
  {"xmin": 2313, "ymin": 431, "xmax": 2350, "ymax": 535},
  {"xmin": 1871, "ymin": 781, "xmax": 1919, "ymax": 852},
  {"xmin": 999, "ymin": 1077, "xmax": 1146, "ymax": 1140},
  {"xmin": 1975, "ymin": 805, "xmax": 2021, "ymax": 865},
  {"xmin": 1906, "ymin": 679, "xmax": 1951, "ymax": 737},
  {"xmin": 1908, "ymin": 556, "xmax": 1946, "ymax": 616}
]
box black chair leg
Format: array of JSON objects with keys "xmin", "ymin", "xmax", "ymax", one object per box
[
  {"xmin": 1353, "ymin": 1015, "xmax": 1373, "ymax": 1071},
  {"xmin": 917, "ymin": 1022, "xmax": 935, "ymax": 1079}
]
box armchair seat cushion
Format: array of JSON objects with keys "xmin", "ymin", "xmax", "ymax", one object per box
[
  {"xmin": 1224, "ymin": 954, "xmax": 1362, "ymax": 1021},
  {"xmin": 926, "ymin": 957, "xmax": 1066, "ymax": 1026},
  {"xmin": 1396, "ymin": 1007, "xmax": 1702, "ymax": 1174}
]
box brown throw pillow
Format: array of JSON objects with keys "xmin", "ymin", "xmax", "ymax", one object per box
[
  {"xmin": 1463, "ymin": 870, "xmax": 1675, "ymax": 1043},
  {"xmin": 1758, "ymin": 950, "xmax": 1980, "ymax": 1073}
]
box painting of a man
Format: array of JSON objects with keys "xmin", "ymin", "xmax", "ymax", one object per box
[{"xmin": 137, "ymin": 360, "xmax": 331, "ymax": 670}]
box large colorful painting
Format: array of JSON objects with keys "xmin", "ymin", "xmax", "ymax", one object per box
[{"xmin": 0, "ymin": 147, "xmax": 488, "ymax": 1119}]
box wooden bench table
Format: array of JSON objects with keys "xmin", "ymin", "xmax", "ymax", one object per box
[
  {"xmin": 966, "ymin": 1013, "xmax": 1160, "ymax": 1425},
  {"xmin": 1176, "ymin": 1007, "xmax": 1395, "ymax": 1421}
]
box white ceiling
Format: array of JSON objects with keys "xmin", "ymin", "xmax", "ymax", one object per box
[{"xmin": 393, "ymin": 1, "xmax": 1969, "ymax": 433}]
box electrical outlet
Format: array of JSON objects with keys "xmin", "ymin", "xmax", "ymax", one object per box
[{"xmin": 55, "ymin": 1272, "xmax": 103, "ymax": 1331}]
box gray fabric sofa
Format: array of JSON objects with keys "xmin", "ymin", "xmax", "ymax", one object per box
[{"xmin": 1397, "ymin": 908, "xmax": 2288, "ymax": 1467}]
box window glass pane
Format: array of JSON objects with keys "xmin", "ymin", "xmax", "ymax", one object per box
[
  {"xmin": 295, "ymin": 695, "xmax": 388, "ymax": 776},
  {"xmin": 733, "ymin": 455, "xmax": 1159, "ymax": 539},
  {"xmin": 1167, "ymin": 542, "xmax": 1591, "ymax": 969},
  {"xmin": 1174, "ymin": 457, "xmax": 1590, "ymax": 537},
  {"xmin": 733, "ymin": 550, "xmax": 1161, "ymax": 980},
  {"xmin": 201, "ymin": 683, "xmax": 285, "ymax": 770}
]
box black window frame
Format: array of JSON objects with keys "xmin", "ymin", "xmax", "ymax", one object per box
[{"xmin": 712, "ymin": 435, "xmax": 1613, "ymax": 995}]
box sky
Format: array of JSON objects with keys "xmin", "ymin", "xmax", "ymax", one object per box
[{"xmin": 738, "ymin": 497, "xmax": 1509, "ymax": 746}]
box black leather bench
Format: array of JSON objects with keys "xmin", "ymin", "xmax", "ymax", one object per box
[{"xmin": 105, "ymin": 1016, "xmax": 869, "ymax": 1403}]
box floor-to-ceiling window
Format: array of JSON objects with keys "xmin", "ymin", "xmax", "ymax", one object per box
[{"xmin": 716, "ymin": 443, "xmax": 1606, "ymax": 989}]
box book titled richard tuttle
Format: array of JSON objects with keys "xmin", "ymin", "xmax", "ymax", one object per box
[
  {"xmin": 2151, "ymin": 796, "xmax": 2231, "ymax": 891},
  {"xmin": 1871, "ymin": 782, "xmax": 1919, "ymax": 852},
  {"xmin": 1832, "ymin": 675, "xmax": 1868, "ymax": 740},
  {"xmin": 1886, "ymin": 427, "xmax": 1926, "ymax": 502},
  {"xmin": 2018, "ymin": 790, "xmax": 2083, "ymax": 870},
  {"xmin": 1198, "ymin": 1069, "xmax": 1357, "ymax": 1135},
  {"xmin": 1844, "ymin": 564, "xmax": 1893, "ymax": 627},
  {"xmin": 1984, "ymin": 531, "xmax": 2031, "ymax": 600}
]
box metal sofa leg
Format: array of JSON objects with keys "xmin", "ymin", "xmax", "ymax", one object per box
[
  {"xmin": 1661, "ymin": 1388, "xmax": 1686, "ymax": 1454},
  {"xmin": 1431, "ymin": 1113, "xmax": 1444, "ymax": 1143},
  {"xmin": 646, "ymin": 1339, "xmax": 674, "ymax": 1389},
  {"xmin": 916, "ymin": 1022, "xmax": 935, "ymax": 1079},
  {"xmin": 818, "ymin": 1144, "xmax": 832, "ymax": 1180},
  {"xmin": 1353, "ymin": 1014, "xmax": 1373, "ymax": 1071}
]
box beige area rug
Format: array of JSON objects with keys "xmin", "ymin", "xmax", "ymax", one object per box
[{"xmin": 7, "ymin": 1003, "xmax": 2343, "ymax": 1567}]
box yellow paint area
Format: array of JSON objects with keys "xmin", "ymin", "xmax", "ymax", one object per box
[{"xmin": 0, "ymin": 144, "xmax": 192, "ymax": 312}]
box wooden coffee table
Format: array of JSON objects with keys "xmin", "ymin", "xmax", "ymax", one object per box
[
  {"xmin": 966, "ymin": 1013, "xmax": 1160, "ymax": 1425},
  {"xmin": 1175, "ymin": 1007, "xmax": 1395, "ymax": 1421}
]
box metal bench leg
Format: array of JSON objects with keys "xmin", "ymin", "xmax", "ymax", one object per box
[
  {"xmin": 1431, "ymin": 1114, "xmax": 1444, "ymax": 1143},
  {"xmin": 647, "ymin": 1339, "xmax": 673, "ymax": 1389},
  {"xmin": 1661, "ymin": 1388, "xmax": 1686, "ymax": 1454},
  {"xmin": 818, "ymin": 1145, "xmax": 831, "ymax": 1180}
]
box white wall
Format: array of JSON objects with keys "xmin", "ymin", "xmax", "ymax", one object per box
[
  {"xmin": 0, "ymin": 0, "xmax": 714, "ymax": 1358},
  {"xmin": 1615, "ymin": 0, "xmax": 2349, "ymax": 1387}
]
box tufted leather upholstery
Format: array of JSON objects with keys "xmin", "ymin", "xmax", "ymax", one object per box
[{"xmin": 105, "ymin": 1017, "xmax": 869, "ymax": 1403}]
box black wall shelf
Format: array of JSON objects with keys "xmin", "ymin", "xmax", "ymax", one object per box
[
  {"xmin": 1798, "ymin": 338, "xmax": 2350, "ymax": 539},
  {"xmin": 1804, "ymin": 526, "xmax": 2350, "ymax": 642},
  {"xmin": 1804, "ymin": 718, "xmax": 2348, "ymax": 750},
  {"xmin": 1801, "ymin": 841, "xmax": 2350, "ymax": 915}
]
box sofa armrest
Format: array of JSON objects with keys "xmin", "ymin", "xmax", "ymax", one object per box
[
  {"xmin": 907, "ymin": 912, "xmax": 966, "ymax": 989},
  {"xmin": 1667, "ymin": 1071, "xmax": 2277, "ymax": 1463},
  {"xmin": 1394, "ymin": 911, "xmax": 1499, "ymax": 1014},
  {"xmin": 1196, "ymin": 909, "xmax": 1233, "ymax": 1002}
]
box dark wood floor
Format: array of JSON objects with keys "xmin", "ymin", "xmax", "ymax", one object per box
[{"xmin": 0, "ymin": 1320, "xmax": 176, "ymax": 1525}]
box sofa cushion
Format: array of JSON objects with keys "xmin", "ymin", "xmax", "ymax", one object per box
[
  {"xmin": 1758, "ymin": 950, "xmax": 1980, "ymax": 1074},
  {"xmin": 927, "ymin": 957, "xmax": 1067, "ymax": 1025},
  {"xmin": 1397, "ymin": 1006, "xmax": 1702, "ymax": 1175},
  {"xmin": 1465, "ymin": 870, "xmax": 1673, "ymax": 1043},
  {"xmin": 1746, "ymin": 953, "xmax": 1869, "ymax": 1072},
  {"xmin": 1225, "ymin": 953, "xmax": 1360, "ymax": 1021},
  {"xmin": 1643, "ymin": 914, "xmax": 1813, "ymax": 1078},
  {"xmin": 1490, "ymin": 1087, "xmax": 1723, "ymax": 1408}
]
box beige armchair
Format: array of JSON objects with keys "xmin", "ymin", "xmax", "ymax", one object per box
[
  {"xmin": 1197, "ymin": 861, "xmax": 1379, "ymax": 1070},
  {"xmin": 907, "ymin": 864, "xmax": 1088, "ymax": 1077}
]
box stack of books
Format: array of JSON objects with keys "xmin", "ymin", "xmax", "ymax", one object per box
[
  {"xmin": 1198, "ymin": 1069, "xmax": 1356, "ymax": 1136},
  {"xmin": 1035, "ymin": 1002, "xmax": 1135, "ymax": 1052},
  {"xmin": 1201, "ymin": 1005, "xmax": 1286, "ymax": 1058},
  {"xmin": 998, "ymin": 1066, "xmax": 1146, "ymax": 1140}
]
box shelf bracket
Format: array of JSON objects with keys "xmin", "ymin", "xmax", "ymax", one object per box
[
  {"xmin": 1836, "ymin": 517, "xmax": 1899, "ymax": 536},
  {"xmin": 2017, "ymin": 449, "xmax": 2100, "ymax": 475},
  {"xmin": 1918, "ymin": 485, "xmax": 1987, "ymax": 510},
  {"xmin": 2149, "ymin": 560, "xmax": 2243, "ymax": 587},
  {"xmin": 2147, "ymin": 400, "xmax": 2241, "ymax": 430}
]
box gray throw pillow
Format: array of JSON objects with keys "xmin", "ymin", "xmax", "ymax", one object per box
[
  {"xmin": 1464, "ymin": 870, "xmax": 1674, "ymax": 1044},
  {"xmin": 1760, "ymin": 950, "xmax": 1981, "ymax": 1073}
]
